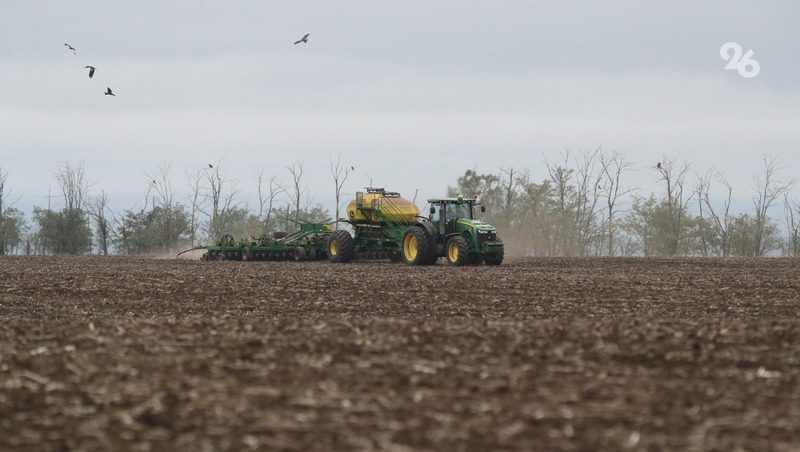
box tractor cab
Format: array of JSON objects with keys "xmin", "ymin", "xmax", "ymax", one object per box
[{"xmin": 428, "ymin": 195, "xmax": 485, "ymax": 236}]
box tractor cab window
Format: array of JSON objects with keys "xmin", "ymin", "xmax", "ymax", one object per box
[
  {"xmin": 430, "ymin": 204, "xmax": 441, "ymax": 222},
  {"xmin": 446, "ymin": 202, "xmax": 472, "ymax": 220}
]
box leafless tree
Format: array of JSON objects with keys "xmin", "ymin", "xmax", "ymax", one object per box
[
  {"xmin": 196, "ymin": 160, "xmax": 241, "ymax": 239},
  {"xmin": 55, "ymin": 161, "xmax": 89, "ymax": 212},
  {"xmin": 655, "ymin": 157, "xmax": 693, "ymax": 256},
  {"xmin": 88, "ymin": 190, "xmax": 111, "ymax": 255},
  {"xmin": 286, "ymin": 161, "xmax": 305, "ymax": 224},
  {"xmin": 146, "ymin": 163, "xmax": 180, "ymax": 249},
  {"xmin": 329, "ymin": 155, "xmax": 352, "ymax": 229},
  {"xmin": 752, "ymin": 155, "xmax": 793, "ymax": 256},
  {"xmin": 784, "ymin": 194, "xmax": 800, "ymax": 257},
  {"xmin": 696, "ymin": 170, "xmax": 734, "ymax": 256},
  {"xmin": 186, "ymin": 169, "xmax": 203, "ymax": 246},
  {"xmin": 500, "ymin": 167, "xmax": 516, "ymax": 211},
  {"xmin": 256, "ymin": 169, "xmax": 284, "ymax": 232},
  {"xmin": 571, "ymin": 148, "xmax": 604, "ymax": 256},
  {"xmin": 599, "ymin": 150, "xmax": 633, "ymax": 256},
  {"xmin": 546, "ymin": 148, "xmax": 604, "ymax": 256},
  {"xmin": 545, "ymin": 151, "xmax": 573, "ymax": 255},
  {"xmin": 0, "ymin": 167, "xmax": 21, "ymax": 255},
  {"xmin": 147, "ymin": 163, "xmax": 175, "ymax": 211}
]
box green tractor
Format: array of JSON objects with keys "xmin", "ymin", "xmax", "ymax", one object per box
[
  {"xmin": 325, "ymin": 188, "xmax": 503, "ymax": 266},
  {"xmin": 400, "ymin": 195, "xmax": 504, "ymax": 266}
]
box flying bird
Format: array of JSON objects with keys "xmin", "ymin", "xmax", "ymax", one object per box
[
  {"xmin": 208, "ymin": 163, "xmax": 213, "ymax": 168},
  {"xmin": 294, "ymin": 33, "xmax": 310, "ymax": 45},
  {"xmin": 64, "ymin": 43, "xmax": 76, "ymax": 55},
  {"xmin": 104, "ymin": 87, "xmax": 115, "ymax": 96},
  {"xmin": 84, "ymin": 66, "xmax": 95, "ymax": 78},
  {"xmin": 656, "ymin": 162, "xmax": 662, "ymax": 169}
]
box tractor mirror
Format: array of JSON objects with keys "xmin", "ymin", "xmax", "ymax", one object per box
[
  {"xmin": 480, "ymin": 205, "xmax": 486, "ymax": 213},
  {"xmin": 430, "ymin": 206, "xmax": 436, "ymax": 215}
]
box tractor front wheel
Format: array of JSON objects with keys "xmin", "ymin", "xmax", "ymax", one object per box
[
  {"xmin": 327, "ymin": 230, "xmax": 355, "ymax": 263},
  {"xmin": 446, "ymin": 235, "xmax": 470, "ymax": 266}
]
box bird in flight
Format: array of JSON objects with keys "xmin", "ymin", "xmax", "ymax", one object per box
[
  {"xmin": 64, "ymin": 43, "xmax": 77, "ymax": 55},
  {"xmin": 84, "ymin": 66, "xmax": 96, "ymax": 78},
  {"xmin": 294, "ymin": 33, "xmax": 310, "ymax": 45},
  {"xmin": 104, "ymin": 87, "xmax": 116, "ymax": 96},
  {"xmin": 208, "ymin": 163, "xmax": 214, "ymax": 168},
  {"xmin": 656, "ymin": 162, "xmax": 662, "ymax": 169}
]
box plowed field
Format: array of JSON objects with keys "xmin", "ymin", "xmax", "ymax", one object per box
[{"xmin": 1, "ymin": 256, "xmax": 799, "ymax": 451}]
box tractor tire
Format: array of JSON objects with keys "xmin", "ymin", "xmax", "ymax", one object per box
[
  {"xmin": 272, "ymin": 231, "xmax": 288, "ymax": 239},
  {"xmin": 401, "ymin": 225, "xmax": 434, "ymax": 265},
  {"xmin": 327, "ymin": 230, "xmax": 355, "ymax": 263},
  {"xmin": 445, "ymin": 235, "xmax": 470, "ymax": 266},
  {"xmin": 484, "ymin": 248, "xmax": 504, "ymax": 265}
]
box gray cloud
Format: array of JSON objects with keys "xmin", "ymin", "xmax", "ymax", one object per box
[{"xmin": 1, "ymin": 0, "xmax": 798, "ymax": 214}]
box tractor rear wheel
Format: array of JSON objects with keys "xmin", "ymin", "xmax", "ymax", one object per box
[
  {"xmin": 401, "ymin": 226, "xmax": 434, "ymax": 265},
  {"xmin": 327, "ymin": 230, "xmax": 355, "ymax": 263},
  {"xmin": 446, "ymin": 235, "xmax": 469, "ymax": 266}
]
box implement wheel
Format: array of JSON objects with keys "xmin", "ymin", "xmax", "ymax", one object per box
[
  {"xmin": 327, "ymin": 230, "xmax": 355, "ymax": 263},
  {"xmin": 401, "ymin": 226, "xmax": 434, "ymax": 265},
  {"xmin": 446, "ymin": 235, "xmax": 469, "ymax": 266}
]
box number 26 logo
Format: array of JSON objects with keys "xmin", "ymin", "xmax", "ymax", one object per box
[{"xmin": 720, "ymin": 42, "xmax": 760, "ymax": 79}]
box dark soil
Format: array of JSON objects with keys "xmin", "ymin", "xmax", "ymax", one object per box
[{"xmin": 1, "ymin": 256, "xmax": 799, "ymax": 451}]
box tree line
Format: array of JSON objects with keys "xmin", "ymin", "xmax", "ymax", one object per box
[
  {"xmin": 1, "ymin": 150, "xmax": 798, "ymax": 257},
  {"xmin": 0, "ymin": 159, "xmax": 337, "ymax": 256},
  {"xmin": 450, "ymin": 149, "xmax": 799, "ymax": 257}
]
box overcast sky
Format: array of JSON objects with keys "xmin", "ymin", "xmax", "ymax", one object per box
[{"xmin": 1, "ymin": 0, "xmax": 798, "ymax": 214}]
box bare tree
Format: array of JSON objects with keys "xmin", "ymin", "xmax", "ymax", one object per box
[
  {"xmin": 255, "ymin": 169, "xmax": 284, "ymax": 233},
  {"xmin": 784, "ymin": 194, "xmax": 800, "ymax": 257},
  {"xmin": 329, "ymin": 155, "xmax": 352, "ymax": 229},
  {"xmin": 186, "ymin": 169, "xmax": 203, "ymax": 246},
  {"xmin": 88, "ymin": 190, "xmax": 111, "ymax": 255},
  {"xmin": 546, "ymin": 148, "xmax": 604, "ymax": 256},
  {"xmin": 0, "ymin": 167, "xmax": 21, "ymax": 255},
  {"xmin": 196, "ymin": 160, "xmax": 241, "ymax": 239},
  {"xmin": 752, "ymin": 155, "xmax": 793, "ymax": 256},
  {"xmin": 36, "ymin": 161, "xmax": 92, "ymax": 254},
  {"xmin": 571, "ymin": 148, "xmax": 604, "ymax": 256},
  {"xmin": 500, "ymin": 167, "xmax": 516, "ymax": 211},
  {"xmin": 146, "ymin": 163, "xmax": 182, "ymax": 251},
  {"xmin": 545, "ymin": 151, "xmax": 573, "ymax": 255},
  {"xmin": 0, "ymin": 168, "xmax": 9, "ymax": 254},
  {"xmin": 696, "ymin": 170, "xmax": 734, "ymax": 256},
  {"xmin": 655, "ymin": 157, "xmax": 693, "ymax": 256},
  {"xmin": 599, "ymin": 150, "xmax": 633, "ymax": 256},
  {"xmin": 286, "ymin": 161, "xmax": 305, "ymax": 225},
  {"xmin": 55, "ymin": 161, "xmax": 89, "ymax": 212}
]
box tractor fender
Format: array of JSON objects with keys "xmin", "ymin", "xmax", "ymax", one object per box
[
  {"xmin": 415, "ymin": 219, "xmax": 436, "ymax": 239},
  {"xmin": 411, "ymin": 220, "xmax": 439, "ymax": 258}
]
